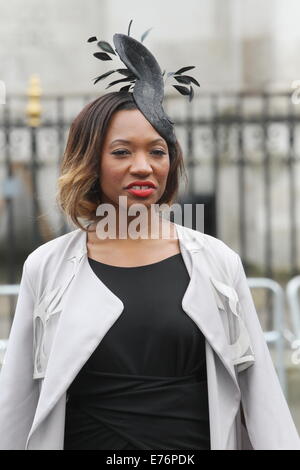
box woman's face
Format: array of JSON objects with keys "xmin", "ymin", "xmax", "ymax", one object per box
[{"xmin": 99, "ymin": 109, "xmax": 170, "ymax": 210}]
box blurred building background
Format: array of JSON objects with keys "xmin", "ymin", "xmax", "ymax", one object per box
[{"xmin": 1, "ymin": 0, "xmax": 300, "ymax": 436}]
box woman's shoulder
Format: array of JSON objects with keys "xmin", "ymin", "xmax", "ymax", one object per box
[
  {"xmin": 175, "ymin": 223, "xmax": 239, "ymax": 259},
  {"xmin": 175, "ymin": 223, "xmax": 241, "ymax": 281},
  {"xmin": 23, "ymin": 227, "xmax": 84, "ymax": 279}
]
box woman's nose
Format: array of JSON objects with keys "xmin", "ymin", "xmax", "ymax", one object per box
[{"xmin": 129, "ymin": 154, "xmax": 153, "ymax": 174}]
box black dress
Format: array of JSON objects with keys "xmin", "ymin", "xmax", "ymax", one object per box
[{"xmin": 64, "ymin": 252, "xmax": 210, "ymax": 450}]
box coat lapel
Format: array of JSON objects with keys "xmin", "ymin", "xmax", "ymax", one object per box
[
  {"xmin": 27, "ymin": 222, "xmax": 241, "ymax": 448},
  {"xmin": 181, "ymin": 249, "xmax": 240, "ymax": 390}
]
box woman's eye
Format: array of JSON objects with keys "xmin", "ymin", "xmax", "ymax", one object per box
[
  {"xmin": 151, "ymin": 149, "xmax": 166, "ymax": 156},
  {"xmin": 111, "ymin": 149, "xmax": 166, "ymax": 157},
  {"xmin": 112, "ymin": 150, "xmax": 129, "ymax": 156}
]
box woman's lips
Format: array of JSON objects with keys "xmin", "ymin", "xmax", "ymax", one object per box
[{"xmin": 126, "ymin": 188, "xmax": 155, "ymax": 198}]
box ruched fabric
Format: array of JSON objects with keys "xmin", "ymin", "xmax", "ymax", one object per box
[{"xmin": 64, "ymin": 253, "xmax": 210, "ymax": 450}]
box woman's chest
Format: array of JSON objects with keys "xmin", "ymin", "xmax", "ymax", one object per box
[{"xmin": 87, "ymin": 239, "xmax": 180, "ymax": 267}]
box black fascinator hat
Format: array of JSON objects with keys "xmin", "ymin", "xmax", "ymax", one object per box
[{"xmin": 87, "ymin": 19, "xmax": 200, "ymax": 145}]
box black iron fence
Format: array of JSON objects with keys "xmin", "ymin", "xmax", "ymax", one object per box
[{"xmin": 0, "ymin": 90, "xmax": 300, "ymax": 287}]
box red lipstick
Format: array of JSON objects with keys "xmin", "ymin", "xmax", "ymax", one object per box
[{"xmin": 125, "ymin": 180, "xmax": 156, "ymax": 198}]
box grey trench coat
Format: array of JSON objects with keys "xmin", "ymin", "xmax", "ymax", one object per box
[{"xmin": 0, "ymin": 222, "xmax": 299, "ymax": 450}]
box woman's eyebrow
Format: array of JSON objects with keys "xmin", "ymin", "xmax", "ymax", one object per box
[{"xmin": 109, "ymin": 138, "xmax": 166, "ymax": 147}]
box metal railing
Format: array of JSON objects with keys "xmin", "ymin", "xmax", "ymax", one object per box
[
  {"xmin": 0, "ymin": 284, "xmax": 20, "ymax": 368},
  {"xmin": 286, "ymin": 276, "xmax": 300, "ymax": 340},
  {"xmin": 0, "ymin": 285, "xmax": 20, "ymax": 296}
]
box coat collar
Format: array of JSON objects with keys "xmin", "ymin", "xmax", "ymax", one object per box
[{"xmin": 26, "ymin": 222, "xmax": 241, "ymax": 448}]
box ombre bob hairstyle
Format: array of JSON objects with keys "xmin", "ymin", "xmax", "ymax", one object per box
[{"xmin": 56, "ymin": 91, "xmax": 188, "ymax": 232}]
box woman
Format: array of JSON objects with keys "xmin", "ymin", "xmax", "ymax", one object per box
[
  {"xmin": 0, "ymin": 25, "xmax": 299, "ymax": 451},
  {"xmin": 62, "ymin": 91, "xmax": 210, "ymax": 451}
]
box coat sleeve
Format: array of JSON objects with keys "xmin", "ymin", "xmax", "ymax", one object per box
[
  {"xmin": 234, "ymin": 254, "xmax": 300, "ymax": 450},
  {"xmin": 0, "ymin": 258, "xmax": 39, "ymax": 450}
]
